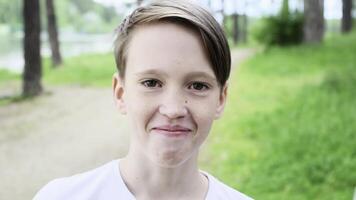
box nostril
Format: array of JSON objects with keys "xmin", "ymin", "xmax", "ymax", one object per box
[{"xmin": 159, "ymin": 104, "xmax": 188, "ymax": 118}]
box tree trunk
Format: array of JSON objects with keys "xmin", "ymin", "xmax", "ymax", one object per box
[
  {"xmin": 241, "ymin": 14, "xmax": 248, "ymax": 43},
  {"xmin": 341, "ymin": 0, "xmax": 353, "ymax": 33},
  {"xmin": 46, "ymin": 0, "xmax": 62, "ymax": 67},
  {"xmin": 221, "ymin": 0, "xmax": 226, "ymax": 31},
  {"xmin": 232, "ymin": 13, "xmax": 239, "ymax": 45},
  {"xmin": 303, "ymin": 0, "xmax": 324, "ymax": 43},
  {"xmin": 23, "ymin": 0, "xmax": 42, "ymax": 96},
  {"xmin": 241, "ymin": 0, "xmax": 248, "ymax": 44}
]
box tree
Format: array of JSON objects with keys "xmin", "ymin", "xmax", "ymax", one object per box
[
  {"xmin": 46, "ymin": 0, "xmax": 62, "ymax": 67},
  {"xmin": 253, "ymin": 0, "xmax": 303, "ymax": 46},
  {"xmin": 241, "ymin": 0, "xmax": 249, "ymax": 44},
  {"xmin": 23, "ymin": 0, "xmax": 43, "ymax": 96},
  {"xmin": 304, "ymin": 0, "xmax": 324, "ymax": 43},
  {"xmin": 341, "ymin": 0, "xmax": 353, "ymax": 33},
  {"xmin": 281, "ymin": 0, "xmax": 289, "ymax": 19},
  {"xmin": 221, "ymin": 0, "xmax": 226, "ymax": 30},
  {"xmin": 232, "ymin": 0, "xmax": 239, "ymax": 44},
  {"xmin": 241, "ymin": 13, "xmax": 248, "ymax": 43},
  {"xmin": 232, "ymin": 14, "xmax": 239, "ymax": 44}
]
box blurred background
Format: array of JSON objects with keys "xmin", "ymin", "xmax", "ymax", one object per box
[{"xmin": 0, "ymin": 0, "xmax": 355, "ymax": 199}]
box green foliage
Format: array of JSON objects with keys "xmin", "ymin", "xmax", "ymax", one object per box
[
  {"xmin": 280, "ymin": 0, "xmax": 290, "ymax": 19},
  {"xmin": 71, "ymin": 0, "xmax": 94, "ymax": 14},
  {"xmin": 252, "ymin": 1, "xmax": 303, "ymax": 46},
  {"xmin": 54, "ymin": 0, "xmax": 120, "ymax": 33},
  {"xmin": 0, "ymin": 0, "xmax": 22, "ymax": 30},
  {"xmin": 0, "ymin": 0, "xmax": 121, "ymax": 34},
  {"xmin": 201, "ymin": 32, "xmax": 356, "ymax": 199},
  {"xmin": 224, "ymin": 14, "xmax": 249, "ymax": 46}
]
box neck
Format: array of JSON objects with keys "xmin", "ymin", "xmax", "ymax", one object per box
[{"xmin": 119, "ymin": 146, "xmax": 208, "ymax": 199}]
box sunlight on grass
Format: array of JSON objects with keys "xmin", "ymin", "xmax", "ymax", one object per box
[
  {"xmin": 0, "ymin": 69, "xmax": 20, "ymax": 82},
  {"xmin": 200, "ymin": 32, "xmax": 356, "ymax": 200},
  {"xmin": 43, "ymin": 53, "xmax": 116, "ymax": 87}
]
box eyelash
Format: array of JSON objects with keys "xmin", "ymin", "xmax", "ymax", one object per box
[
  {"xmin": 187, "ymin": 82, "xmax": 210, "ymax": 91},
  {"xmin": 140, "ymin": 79, "xmax": 210, "ymax": 91},
  {"xmin": 140, "ymin": 79, "xmax": 162, "ymax": 88}
]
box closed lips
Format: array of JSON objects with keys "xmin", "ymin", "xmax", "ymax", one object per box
[
  {"xmin": 150, "ymin": 125, "xmax": 192, "ymax": 138},
  {"xmin": 152, "ymin": 126, "xmax": 191, "ymax": 132}
]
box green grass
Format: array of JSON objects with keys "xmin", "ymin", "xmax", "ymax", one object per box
[
  {"xmin": 0, "ymin": 53, "xmax": 116, "ymax": 105},
  {"xmin": 43, "ymin": 53, "xmax": 116, "ymax": 87},
  {"xmin": 0, "ymin": 69, "xmax": 22, "ymax": 105},
  {"xmin": 0, "ymin": 53, "xmax": 116, "ymax": 87},
  {"xmin": 200, "ymin": 32, "xmax": 356, "ymax": 199},
  {"xmin": 0, "ymin": 68, "xmax": 20, "ymax": 82}
]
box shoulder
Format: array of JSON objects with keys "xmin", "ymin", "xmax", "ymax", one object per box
[
  {"xmin": 33, "ymin": 160, "xmax": 119, "ymax": 200},
  {"xmin": 203, "ymin": 172, "xmax": 253, "ymax": 200}
]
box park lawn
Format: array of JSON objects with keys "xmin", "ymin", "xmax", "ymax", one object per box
[
  {"xmin": 43, "ymin": 53, "xmax": 116, "ymax": 87},
  {"xmin": 0, "ymin": 68, "xmax": 20, "ymax": 82},
  {"xmin": 0, "ymin": 53, "xmax": 116, "ymax": 88},
  {"xmin": 0, "ymin": 69, "xmax": 22, "ymax": 105},
  {"xmin": 0, "ymin": 53, "xmax": 115, "ymax": 105},
  {"xmin": 200, "ymin": 32, "xmax": 356, "ymax": 200},
  {"xmin": 0, "ymin": 53, "xmax": 115, "ymax": 86}
]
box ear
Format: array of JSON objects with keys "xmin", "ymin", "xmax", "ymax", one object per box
[
  {"xmin": 214, "ymin": 82, "xmax": 228, "ymax": 119},
  {"xmin": 112, "ymin": 72, "xmax": 127, "ymax": 115}
]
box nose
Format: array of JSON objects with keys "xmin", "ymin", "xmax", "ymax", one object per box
[{"xmin": 159, "ymin": 92, "xmax": 188, "ymax": 119}]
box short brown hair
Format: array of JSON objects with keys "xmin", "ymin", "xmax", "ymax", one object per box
[{"xmin": 114, "ymin": 0, "xmax": 231, "ymax": 87}]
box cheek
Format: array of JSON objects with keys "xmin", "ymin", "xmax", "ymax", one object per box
[
  {"xmin": 194, "ymin": 111, "xmax": 215, "ymax": 134},
  {"xmin": 189, "ymin": 97, "xmax": 219, "ymax": 135},
  {"xmin": 125, "ymin": 91, "xmax": 158, "ymax": 131}
]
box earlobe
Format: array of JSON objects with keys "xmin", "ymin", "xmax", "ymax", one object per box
[
  {"xmin": 214, "ymin": 83, "xmax": 228, "ymax": 119},
  {"xmin": 112, "ymin": 72, "xmax": 127, "ymax": 115}
]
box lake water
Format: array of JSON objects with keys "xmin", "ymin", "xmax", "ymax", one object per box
[{"xmin": 0, "ymin": 32, "xmax": 115, "ymax": 73}]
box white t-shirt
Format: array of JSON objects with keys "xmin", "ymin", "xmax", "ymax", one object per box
[{"xmin": 34, "ymin": 160, "xmax": 253, "ymax": 200}]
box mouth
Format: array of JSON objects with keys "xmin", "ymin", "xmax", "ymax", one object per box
[{"xmin": 151, "ymin": 125, "xmax": 192, "ymax": 137}]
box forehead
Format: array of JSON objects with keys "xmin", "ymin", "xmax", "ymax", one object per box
[{"xmin": 125, "ymin": 21, "xmax": 214, "ymax": 76}]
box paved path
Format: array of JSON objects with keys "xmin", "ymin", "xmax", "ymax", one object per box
[
  {"xmin": 0, "ymin": 86, "xmax": 130, "ymax": 199},
  {"xmin": 231, "ymin": 48, "xmax": 256, "ymax": 70},
  {"xmin": 0, "ymin": 48, "xmax": 255, "ymax": 200}
]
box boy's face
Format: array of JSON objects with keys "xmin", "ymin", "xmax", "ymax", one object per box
[{"xmin": 113, "ymin": 22, "xmax": 227, "ymax": 167}]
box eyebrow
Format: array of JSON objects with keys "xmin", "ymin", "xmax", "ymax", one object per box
[
  {"xmin": 134, "ymin": 69, "xmax": 216, "ymax": 82},
  {"xmin": 134, "ymin": 69, "xmax": 168, "ymax": 77},
  {"xmin": 184, "ymin": 71, "xmax": 217, "ymax": 82}
]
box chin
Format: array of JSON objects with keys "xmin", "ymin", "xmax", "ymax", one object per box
[{"xmin": 149, "ymin": 150, "xmax": 191, "ymax": 168}]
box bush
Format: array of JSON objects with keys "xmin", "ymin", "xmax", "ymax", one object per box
[{"xmin": 253, "ymin": 12, "xmax": 304, "ymax": 46}]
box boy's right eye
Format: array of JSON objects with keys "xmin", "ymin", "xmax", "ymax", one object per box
[{"xmin": 141, "ymin": 79, "xmax": 162, "ymax": 88}]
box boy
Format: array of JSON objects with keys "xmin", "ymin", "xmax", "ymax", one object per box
[{"xmin": 34, "ymin": 0, "xmax": 253, "ymax": 199}]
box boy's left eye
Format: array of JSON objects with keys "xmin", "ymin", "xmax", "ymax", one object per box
[{"xmin": 188, "ymin": 82, "xmax": 210, "ymax": 91}]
